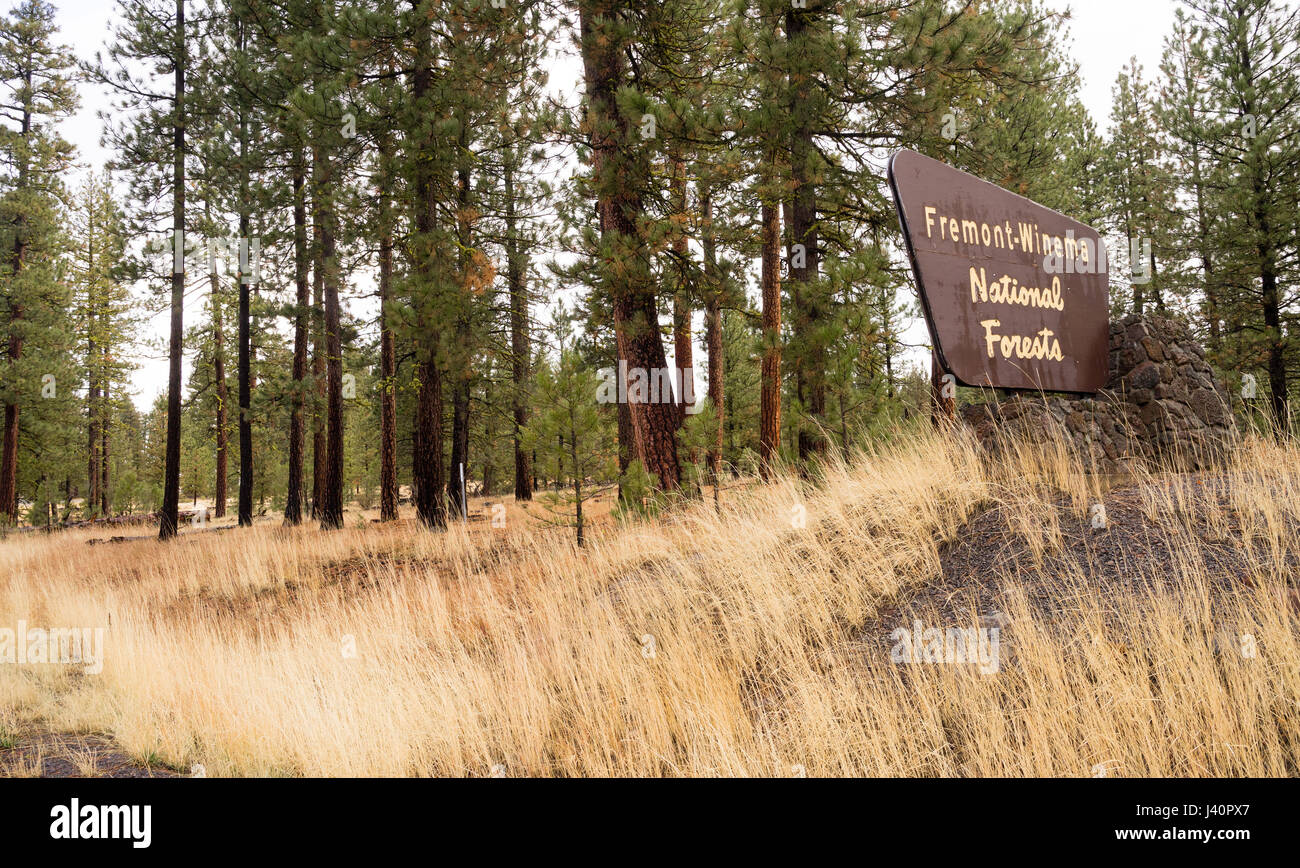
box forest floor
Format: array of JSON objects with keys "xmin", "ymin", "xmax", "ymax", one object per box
[{"xmin": 2, "ymin": 428, "xmax": 1299, "ymax": 777}]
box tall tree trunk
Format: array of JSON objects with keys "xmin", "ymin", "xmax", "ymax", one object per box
[
  {"xmin": 1257, "ymin": 193, "xmax": 1287, "ymax": 432},
  {"xmin": 786, "ymin": 4, "xmax": 826, "ymax": 465},
  {"xmin": 0, "ymin": 301, "xmax": 20, "ymax": 522},
  {"xmin": 759, "ymin": 200, "xmax": 782, "ymax": 481},
  {"xmin": 448, "ymin": 158, "xmax": 472, "ymax": 519},
  {"xmin": 373, "ymin": 68, "xmax": 401, "ymax": 524},
  {"xmin": 87, "ymin": 332, "xmax": 100, "ymax": 517},
  {"xmin": 310, "ymin": 185, "xmax": 327, "ymax": 519},
  {"xmin": 481, "ymin": 375, "xmax": 495, "ymax": 499},
  {"xmin": 1191, "ymin": 148, "xmax": 1219, "ymax": 349},
  {"xmin": 671, "ymin": 156, "xmax": 693, "ymax": 408},
  {"xmin": 237, "ymin": 262, "xmax": 253, "ymax": 527},
  {"xmin": 578, "ymin": 0, "xmax": 680, "ymax": 491},
  {"xmin": 85, "ymin": 202, "xmax": 100, "ymax": 517},
  {"xmin": 1239, "ymin": 35, "xmax": 1289, "ymax": 435},
  {"xmin": 701, "ymin": 189, "xmax": 723, "ymax": 504},
  {"xmin": 285, "ymin": 152, "xmax": 309, "ymax": 525},
  {"xmin": 237, "ymin": 216, "xmax": 254, "ymax": 522},
  {"xmin": 449, "ymin": 385, "xmax": 470, "ymax": 517},
  {"xmin": 318, "ymin": 148, "xmax": 344, "ymax": 530},
  {"xmin": 504, "ymin": 153, "xmax": 532, "ymax": 502},
  {"xmin": 411, "ymin": 0, "xmax": 446, "ymax": 529},
  {"xmin": 0, "ymin": 338, "xmax": 19, "ymax": 520},
  {"xmin": 99, "ymin": 315, "xmax": 110, "ymax": 516},
  {"xmin": 211, "ymin": 258, "xmax": 228, "ymax": 519},
  {"xmin": 377, "ymin": 222, "xmax": 397, "ymax": 523},
  {"xmin": 158, "ymin": 0, "xmax": 185, "ymax": 541},
  {"xmin": 100, "ymin": 394, "xmax": 110, "ymax": 515}
]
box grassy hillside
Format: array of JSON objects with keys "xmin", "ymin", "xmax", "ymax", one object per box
[{"xmin": 2, "ymin": 428, "xmax": 1298, "ymax": 777}]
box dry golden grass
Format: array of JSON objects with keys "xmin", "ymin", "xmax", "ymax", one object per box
[{"xmin": 1, "ymin": 427, "xmax": 1297, "ymax": 777}]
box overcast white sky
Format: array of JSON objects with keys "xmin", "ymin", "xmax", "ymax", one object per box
[{"xmin": 45, "ymin": 0, "xmax": 1189, "ymax": 409}]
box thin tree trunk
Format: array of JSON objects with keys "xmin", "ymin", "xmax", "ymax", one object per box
[
  {"xmin": 237, "ymin": 241, "xmax": 253, "ymax": 524},
  {"xmin": 100, "ymin": 368, "xmax": 110, "ymax": 516},
  {"xmin": 701, "ymin": 189, "xmax": 723, "ymax": 507},
  {"xmin": 1191, "ymin": 148, "xmax": 1219, "ymax": 348},
  {"xmin": 839, "ymin": 390, "xmax": 848, "ymax": 454},
  {"xmin": 449, "ymin": 385, "xmax": 470, "ymax": 517},
  {"xmin": 481, "ymin": 375, "xmax": 495, "ymax": 499},
  {"xmin": 237, "ymin": 258, "xmax": 253, "ymax": 527},
  {"xmin": 158, "ymin": 0, "xmax": 185, "ymax": 541},
  {"xmin": 504, "ymin": 153, "xmax": 532, "ymax": 502},
  {"xmin": 1257, "ymin": 194, "xmax": 1287, "ymax": 433},
  {"xmin": 88, "ymin": 334, "xmax": 100, "ymax": 517},
  {"xmin": 378, "ymin": 209, "xmax": 397, "ymax": 523},
  {"xmin": 759, "ymin": 200, "xmax": 781, "ymax": 481},
  {"xmin": 448, "ymin": 159, "xmax": 472, "ymax": 519},
  {"xmin": 211, "ymin": 257, "xmax": 228, "ymax": 519},
  {"xmin": 615, "ymin": 398, "xmax": 632, "ymax": 502},
  {"xmin": 570, "ymin": 422, "xmax": 583, "ymax": 547},
  {"xmin": 310, "ymin": 181, "xmax": 327, "ymax": 519},
  {"xmin": 318, "ymin": 149, "xmax": 344, "ymax": 530},
  {"xmin": 235, "ymin": 25, "xmax": 255, "ymax": 529},
  {"xmin": 85, "ymin": 203, "xmax": 100, "ymax": 517},
  {"xmin": 671, "ymin": 156, "xmax": 693, "ymax": 407},
  {"xmin": 285, "ymin": 152, "xmax": 309, "ymax": 525},
  {"xmin": 0, "ymin": 312, "xmax": 20, "ymax": 522}
]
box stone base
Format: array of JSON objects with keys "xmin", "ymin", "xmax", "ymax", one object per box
[{"xmin": 959, "ymin": 315, "xmax": 1235, "ymax": 474}]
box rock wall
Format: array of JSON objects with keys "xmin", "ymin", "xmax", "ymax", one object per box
[{"xmin": 958, "ymin": 314, "xmax": 1235, "ymax": 473}]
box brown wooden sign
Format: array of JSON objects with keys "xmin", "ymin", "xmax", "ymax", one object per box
[{"xmin": 889, "ymin": 149, "xmax": 1110, "ymax": 394}]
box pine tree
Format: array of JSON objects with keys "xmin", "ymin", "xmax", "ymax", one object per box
[
  {"xmin": 1105, "ymin": 58, "xmax": 1175, "ymax": 314},
  {"xmin": 69, "ymin": 173, "xmax": 133, "ymax": 518},
  {"xmin": 1159, "ymin": 9, "xmax": 1225, "ymax": 348},
  {"xmin": 574, "ymin": 0, "xmax": 703, "ymax": 493},
  {"xmin": 0, "ymin": 0, "xmax": 77, "ymax": 523},
  {"xmin": 94, "ymin": 0, "xmax": 189, "ymax": 539},
  {"xmin": 1186, "ymin": 0, "xmax": 1300, "ymax": 430},
  {"xmin": 525, "ymin": 346, "xmax": 616, "ymax": 547}
]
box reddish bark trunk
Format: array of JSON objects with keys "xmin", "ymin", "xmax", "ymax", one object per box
[{"xmin": 578, "ymin": 0, "xmax": 680, "ymax": 491}]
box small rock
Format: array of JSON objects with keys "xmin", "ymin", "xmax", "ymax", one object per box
[
  {"xmin": 1090, "ymin": 503, "xmax": 1108, "ymax": 530},
  {"xmin": 1127, "ymin": 361, "xmax": 1160, "ymax": 391}
]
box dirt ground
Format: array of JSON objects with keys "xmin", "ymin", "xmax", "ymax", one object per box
[{"xmin": 871, "ymin": 473, "xmax": 1300, "ymax": 653}]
